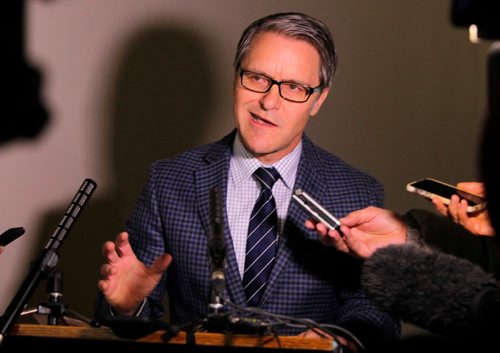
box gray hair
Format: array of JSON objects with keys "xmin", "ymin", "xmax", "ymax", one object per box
[{"xmin": 233, "ymin": 12, "xmax": 337, "ymax": 89}]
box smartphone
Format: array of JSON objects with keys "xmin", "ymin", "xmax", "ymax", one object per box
[
  {"xmin": 406, "ymin": 178, "xmax": 487, "ymax": 213},
  {"xmin": 0, "ymin": 227, "xmax": 25, "ymax": 247},
  {"xmin": 292, "ymin": 189, "xmax": 342, "ymax": 231}
]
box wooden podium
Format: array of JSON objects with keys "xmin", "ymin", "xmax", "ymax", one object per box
[{"xmin": 1, "ymin": 324, "xmax": 335, "ymax": 352}]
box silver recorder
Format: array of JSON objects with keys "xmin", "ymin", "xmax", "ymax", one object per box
[{"xmin": 292, "ymin": 189, "xmax": 341, "ymax": 231}]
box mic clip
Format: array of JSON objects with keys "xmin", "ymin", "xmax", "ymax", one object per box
[{"xmin": 209, "ymin": 269, "xmax": 225, "ymax": 312}]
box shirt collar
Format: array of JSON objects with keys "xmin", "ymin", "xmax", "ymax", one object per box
[{"xmin": 230, "ymin": 133, "xmax": 302, "ymax": 190}]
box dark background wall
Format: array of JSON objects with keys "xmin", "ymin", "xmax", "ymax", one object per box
[{"xmin": 0, "ymin": 0, "xmax": 490, "ymax": 336}]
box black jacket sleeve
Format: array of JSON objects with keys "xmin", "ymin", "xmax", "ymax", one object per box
[{"xmin": 405, "ymin": 208, "xmax": 500, "ymax": 279}]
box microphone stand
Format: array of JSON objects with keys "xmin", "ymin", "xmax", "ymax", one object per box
[
  {"xmin": 0, "ymin": 179, "xmax": 96, "ymax": 346},
  {"xmin": 20, "ymin": 269, "xmax": 93, "ymax": 327},
  {"xmin": 44, "ymin": 270, "xmax": 65, "ymax": 326},
  {"xmin": 202, "ymin": 187, "xmax": 270, "ymax": 335},
  {"xmin": 204, "ymin": 187, "xmax": 230, "ymax": 332}
]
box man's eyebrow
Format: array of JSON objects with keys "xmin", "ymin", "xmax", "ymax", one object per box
[{"xmin": 246, "ymin": 69, "xmax": 311, "ymax": 85}]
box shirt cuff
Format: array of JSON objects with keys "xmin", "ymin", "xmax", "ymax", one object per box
[{"xmin": 109, "ymin": 298, "xmax": 147, "ymax": 317}]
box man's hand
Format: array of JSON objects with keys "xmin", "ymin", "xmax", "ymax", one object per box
[{"xmin": 98, "ymin": 232, "xmax": 172, "ymax": 315}]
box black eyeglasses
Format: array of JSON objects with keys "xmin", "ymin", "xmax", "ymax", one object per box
[{"xmin": 239, "ymin": 70, "xmax": 322, "ymax": 103}]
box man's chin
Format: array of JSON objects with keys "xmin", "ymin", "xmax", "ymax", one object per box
[{"xmin": 248, "ymin": 146, "xmax": 285, "ymax": 164}]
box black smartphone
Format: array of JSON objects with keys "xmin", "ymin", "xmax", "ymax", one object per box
[
  {"xmin": 406, "ymin": 178, "xmax": 487, "ymax": 213},
  {"xmin": 292, "ymin": 189, "xmax": 341, "ymax": 231},
  {"xmin": 0, "ymin": 227, "xmax": 25, "ymax": 247}
]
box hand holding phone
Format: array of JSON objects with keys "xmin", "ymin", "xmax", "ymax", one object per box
[
  {"xmin": 406, "ymin": 178, "xmax": 487, "ymax": 213},
  {"xmin": 292, "ymin": 189, "xmax": 341, "ymax": 231}
]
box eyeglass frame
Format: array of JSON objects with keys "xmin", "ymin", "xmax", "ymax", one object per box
[{"xmin": 239, "ymin": 69, "xmax": 323, "ymax": 103}]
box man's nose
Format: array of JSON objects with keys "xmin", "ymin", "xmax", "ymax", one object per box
[{"xmin": 259, "ymin": 83, "xmax": 281, "ymax": 110}]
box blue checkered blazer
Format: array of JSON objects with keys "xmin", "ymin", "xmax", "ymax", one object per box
[{"xmin": 95, "ymin": 130, "xmax": 400, "ymax": 348}]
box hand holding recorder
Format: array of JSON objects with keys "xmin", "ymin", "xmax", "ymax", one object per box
[
  {"xmin": 301, "ymin": 202, "xmax": 407, "ymax": 259},
  {"xmin": 294, "ymin": 189, "xmax": 406, "ymax": 258}
]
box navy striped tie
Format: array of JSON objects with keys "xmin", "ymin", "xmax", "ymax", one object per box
[{"xmin": 243, "ymin": 167, "xmax": 280, "ymax": 306}]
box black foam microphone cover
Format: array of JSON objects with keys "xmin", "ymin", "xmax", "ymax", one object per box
[{"xmin": 361, "ymin": 244, "xmax": 498, "ymax": 337}]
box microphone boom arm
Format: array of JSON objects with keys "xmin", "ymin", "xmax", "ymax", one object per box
[{"xmin": 0, "ymin": 178, "xmax": 96, "ymax": 345}]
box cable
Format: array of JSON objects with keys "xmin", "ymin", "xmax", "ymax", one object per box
[{"xmin": 199, "ymin": 289, "xmax": 366, "ymax": 352}]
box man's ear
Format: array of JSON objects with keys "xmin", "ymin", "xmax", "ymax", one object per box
[{"xmin": 309, "ymin": 88, "xmax": 330, "ymax": 116}]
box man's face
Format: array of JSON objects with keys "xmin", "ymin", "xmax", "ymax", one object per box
[{"xmin": 233, "ymin": 31, "xmax": 330, "ymax": 164}]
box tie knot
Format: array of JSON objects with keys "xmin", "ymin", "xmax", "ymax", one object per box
[{"xmin": 253, "ymin": 167, "xmax": 280, "ymax": 191}]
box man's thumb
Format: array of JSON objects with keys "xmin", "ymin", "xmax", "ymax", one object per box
[{"xmin": 150, "ymin": 253, "xmax": 173, "ymax": 274}]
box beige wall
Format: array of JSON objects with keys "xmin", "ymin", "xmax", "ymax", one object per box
[{"xmin": 0, "ymin": 0, "xmax": 491, "ymax": 329}]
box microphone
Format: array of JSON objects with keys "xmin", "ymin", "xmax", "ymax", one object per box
[
  {"xmin": 0, "ymin": 227, "xmax": 25, "ymax": 247},
  {"xmin": 208, "ymin": 186, "xmax": 226, "ymax": 313},
  {"xmin": 42, "ymin": 178, "xmax": 97, "ymax": 252},
  {"xmin": 0, "ymin": 178, "xmax": 97, "ymax": 344},
  {"xmin": 361, "ymin": 244, "xmax": 500, "ymax": 338}
]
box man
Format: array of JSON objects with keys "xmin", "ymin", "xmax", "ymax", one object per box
[{"xmin": 95, "ymin": 12, "xmax": 400, "ymax": 351}]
